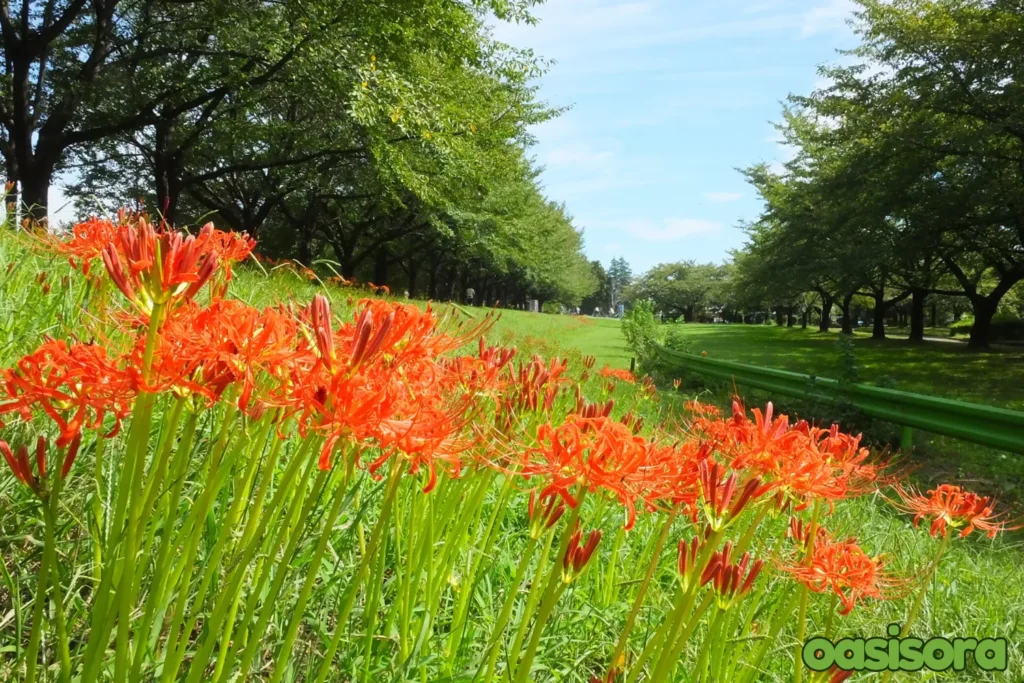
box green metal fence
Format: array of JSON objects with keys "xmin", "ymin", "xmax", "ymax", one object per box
[{"xmin": 653, "ymin": 344, "xmax": 1024, "ymax": 455}]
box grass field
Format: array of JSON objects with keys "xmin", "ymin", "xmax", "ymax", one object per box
[
  {"xmin": 3, "ymin": 231, "xmax": 1024, "ymax": 682},
  {"xmin": 661, "ymin": 323, "xmax": 1024, "ymax": 411}
]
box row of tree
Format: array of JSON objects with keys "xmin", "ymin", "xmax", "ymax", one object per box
[
  {"xmin": 1, "ymin": 0, "xmax": 598, "ymax": 307},
  {"xmin": 735, "ymin": 0, "xmax": 1024, "ymax": 349},
  {"xmin": 630, "ymin": 0, "xmax": 1024, "ymax": 349}
]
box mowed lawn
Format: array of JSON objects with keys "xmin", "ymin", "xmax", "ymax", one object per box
[
  {"xmin": 668, "ymin": 323, "xmax": 1024, "ymax": 411},
  {"xmin": 487, "ymin": 312, "xmax": 632, "ymax": 368}
]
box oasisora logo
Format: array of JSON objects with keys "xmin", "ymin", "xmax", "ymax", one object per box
[{"xmin": 802, "ymin": 624, "xmax": 1008, "ymax": 673}]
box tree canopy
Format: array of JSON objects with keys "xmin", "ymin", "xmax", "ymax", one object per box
[{"xmin": 1, "ymin": 0, "xmax": 597, "ymax": 307}]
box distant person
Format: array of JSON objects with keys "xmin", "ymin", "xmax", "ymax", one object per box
[
  {"xmin": 593, "ymin": 306, "xmax": 601, "ymax": 317},
  {"xmin": 465, "ymin": 287, "xmax": 475, "ymax": 305}
]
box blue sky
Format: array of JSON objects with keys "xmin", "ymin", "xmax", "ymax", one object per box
[{"xmin": 491, "ymin": 0, "xmax": 859, "ymax": 274}]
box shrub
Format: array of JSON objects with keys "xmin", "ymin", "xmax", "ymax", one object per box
[{"xmin": 621, "ymin": 298, "xmax": 658, "ymax": 362}]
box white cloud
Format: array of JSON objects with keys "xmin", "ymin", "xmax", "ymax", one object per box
[
  {"xmin": 704, "ymin": 192, "xmax": 743, "ymax": 203},
  {"xmin": 800, "ymin": 0, "xmax": 856, "ymax": 38},
  {"xmin": 625, "ymin": 218, "xmax": 722, "ymax": 242}
]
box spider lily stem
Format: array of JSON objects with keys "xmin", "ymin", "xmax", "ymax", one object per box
[{"xmin": 879, "ymin": 528, "xmax": 951, "ymax": 683}]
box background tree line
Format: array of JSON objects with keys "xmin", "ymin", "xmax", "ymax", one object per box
[
  {"xmin": 627, "ymin": 0, "xmax": 1024, "ymax": 349},
  {"xmin": 0, "ymin": 0, "xmax": 598, "ymax": 307}
]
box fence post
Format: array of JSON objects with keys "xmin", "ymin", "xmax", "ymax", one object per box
[
  {"xmin": 899, "ymin": 426, "xmax": 914, "ymax": 452},
  {"xmin": 630, "ymin": 357, "xmax": 636, "ymax": 373}
]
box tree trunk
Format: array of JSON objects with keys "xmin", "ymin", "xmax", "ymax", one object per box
[
  {"xmin": 774, "ymin": 308, "xmax": 783, "ymax": 326},
  {"xmin": 19, "ymin": 170, "xmax": 51, "ymax": 225},
  {"xmin": 930, "ymin": 302, "xmax": 938, "ymax": 328},
  {"xmin": 801, "ymin": 308, "xmax": 809, "ymax": 329},
  {"xmin": 909, "ymin": 288, "xmax": 926, "ymax": 343},
  {"xmin": 968, "ymin": 298, "xmax": 998, "ymax": 350},
  {"xmin": 373, "ymin": 249, "xmax": 389, "ymax": 286},
  {"xmin": 818, "ymin": 295, "xmax": 833, "ymax": 332},
  {"xmin": 839, "ymin": 293, "xmax": 855, "ymax": 335},
  {"xmin": 786, "ymin": 306, "xmax": 795, "ymax": 327},
  {"xmin": 871, "ymin": 293, "xmax": 886, "ymax": 340}
]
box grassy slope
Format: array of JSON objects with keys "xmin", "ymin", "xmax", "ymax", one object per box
[{"xmin": 3, "ymin": 234, "xmax": 1023, "ymax": 681}]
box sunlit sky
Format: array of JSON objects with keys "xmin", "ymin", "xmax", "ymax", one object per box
[{"xmin": 492, "ymin": 0, "xmax": 859, "ymax": 273}]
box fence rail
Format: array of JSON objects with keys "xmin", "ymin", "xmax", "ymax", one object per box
[{"xmin": 653, "ymin": 344, "xmax": 1024, "ymax": 454}]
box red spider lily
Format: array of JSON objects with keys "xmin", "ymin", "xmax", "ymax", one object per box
[
  {"xmin": 787, "ymin": 516, "xmax": 832, "ymax": 550},
  {"xmin": 676, "ymin": 525, "xmax": 714, "ymax": 577},
  {"xmin": 700, "ymin": 541, "xmax": 764, "ymax": 606},
  {"xmin": 890, "ymin": 483, "xmax": 1022, "ymax": 538},
  {"xmin": 683, "ymin": 400, "xmax": 719, "ymax": 417},
  {"xmin": 309, "ymin": 294, "xmax": 337, "ymax": 373},
  {"xmin": 1, "ymin": 434, "xmax": 81, "ymax": 492},
  {"xmin": 573, "ymin": 386, "xmax": 614, "ymax": 419},
  {"xmin": 528, "ymin": 491, "xmax": 567, "ymax": 537},
  {"xmin": 697, "ymin": 459, "xmax": 771, "ymax": 530},
  {"xmin": 525, "ymin": 416, "xmax": 649, "ymax": 529},
  {"xmin": 147, "ymin": 299, "xmax": 300, "ymax": 408},
  {"xmin": 581, "ymin": 355, "xmax": 596, "ymax": 370},
  {"xmin": 598, "ymin": 366, "xmax": 636, "ymax": 384},
  {"xmin": 371, "ymin": 401, "xmax": 477, "ymax": 492},
  {"xmin": 40, "ymin": 214, "xmax": 123, "ymax": 276},
  {"xmin": 1, "ymin": 339, "xmax": 136, "ymax": 446},
  {"xmin": 193, "ymin": 223, "xmax": 255, "ymax": 282},
  {"xmin": 781, "ymin": 537, "xmax": 901, "ymax": 615},
  {"xmin": 828, "ymin": 668, "xmax": 856, "ymax": 683},
  {"xmin": 563, "ymin": 525, "xmax": 602, "ymax": 579},
  {"xmin": 673, "ymin": 378, "xmax": 682, "ymax": 390},
  {"xmin": 634, "ymin": 441, "xmax": 708, "ymax": 516},
  {"xmin": 507, "ymin": 355, "xmax": 569, "ymax": 414},
  {"xmin": 100, "ymin": 216, "xmax": 222, "ymax": 315}
]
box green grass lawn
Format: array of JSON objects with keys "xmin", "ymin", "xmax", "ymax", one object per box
[{"xmin": 665, "ymin": 323, "xmax": 1024, "ymax": 410}]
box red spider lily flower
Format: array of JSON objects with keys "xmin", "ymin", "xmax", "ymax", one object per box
[
  {"xmin": 598, "ymin": 366, "xmax": 636, "ymax": 384},
  {"xmin": 634, "ymin": 441, "xmax": 708, "ymax": 516},
  {"xmin": 0, "ymin": 434, "xmax": 82, "ymax": 493},
  {"xmin": 700, "ymin": 542, "xmax": 764, "ymax": 606},
  {"xmin": 39, "ymin": 214, "xmax": 122, "ymax": 275},
  {"xmin": 100, "ymin": 216, "xmax": 221, "ymax": 315},
  {"xmin": 573, "ymin": 386, "xmax": 614, "ymax": 419},
  {"xmin": 193, "ymin": 223, "xmax": 255, "ymax": 281},
  {"xmin": 528, "ymin": 491, "xmax": 567, "ymax": 538},
  {"xmin": 828, "ymin": 668, "xmax": 856, "ymax": 683},
  {"xmin": 371, "ymin": 402, "xmax": 477, "ymax": 492},
  {"xmin": 563, "ymin": 526, "xmax": 602, "ymax": 581},
  {"xmin": 684, "ymin": 400, "xmax": 719, "ymax": 417},
  {"xmin": 581, "ymin": 355, "xmax": 596, "ymax": 370},
  {"xmin": 781, "ymin": 537, "xmax": 902, "ymax": 615},
  {"xmin": 525, "ymin": 416, "xmax": 649, "ymax": 529},
  {"xmin": 309, "ymin": 294, "xmax": 337, "ymax": 373},
  {"xmin": 1, "ymin": 339, "xmax": 137, "ymax": 446},
  {"xmin": 787, "ymin": 516, "xmax": 832, "ymax": 550},
  {"xmin": 147, "ymin": 299, "xmax": 300, "ymax": 408},
  {"xmin": 673, "ymin": 378, "xmax": 682, "ymax": 390},
  {"xmin": 890, "ymin": 483, "xmax": 1022, "ymax": 539},
  {"xmin": 697, "ymin": 459, "xmax": 771, "ymax": 530}
]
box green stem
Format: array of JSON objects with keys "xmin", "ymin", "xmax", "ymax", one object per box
[
  {"xmin": 793, "ymin": 500, "xmax": 822, "ymax": 683},
  {"xmin": 269, "ymin": 467, "xmax": 352, "ymax": 683},
  {"xmin": 478, "ymin": 534, "xmax": 540, "ymax": 682},
  {"xmin": 511, "ymin": 490, "xmax": 587, "ymax": 683},
  {"xmin": 313, "ymin": 458, "xmax": 404, "ymax": 683},
  {"xmin": 879, "ymin": 530, "xmax": 950, "ymax": 683},
  {"xmin": 607, "ymin": 510, "xmax": 675, "ymax": 676},
  {"xmin": 44, "ymin": 475, "xmax": 71, "ymax": 682}
]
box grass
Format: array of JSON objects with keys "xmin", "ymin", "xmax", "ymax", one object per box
[{"xmin": 2, "ymin": 230, "xmax": 1023, "ymax": 682}]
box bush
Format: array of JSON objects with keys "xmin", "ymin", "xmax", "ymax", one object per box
[
  {"xmin": 950, "ymin": 312, "xmax": 1024, "ymax": 340},
  {"xmin": 621, "ymin": 298, "xmax": 659, "ymax": 362}
]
